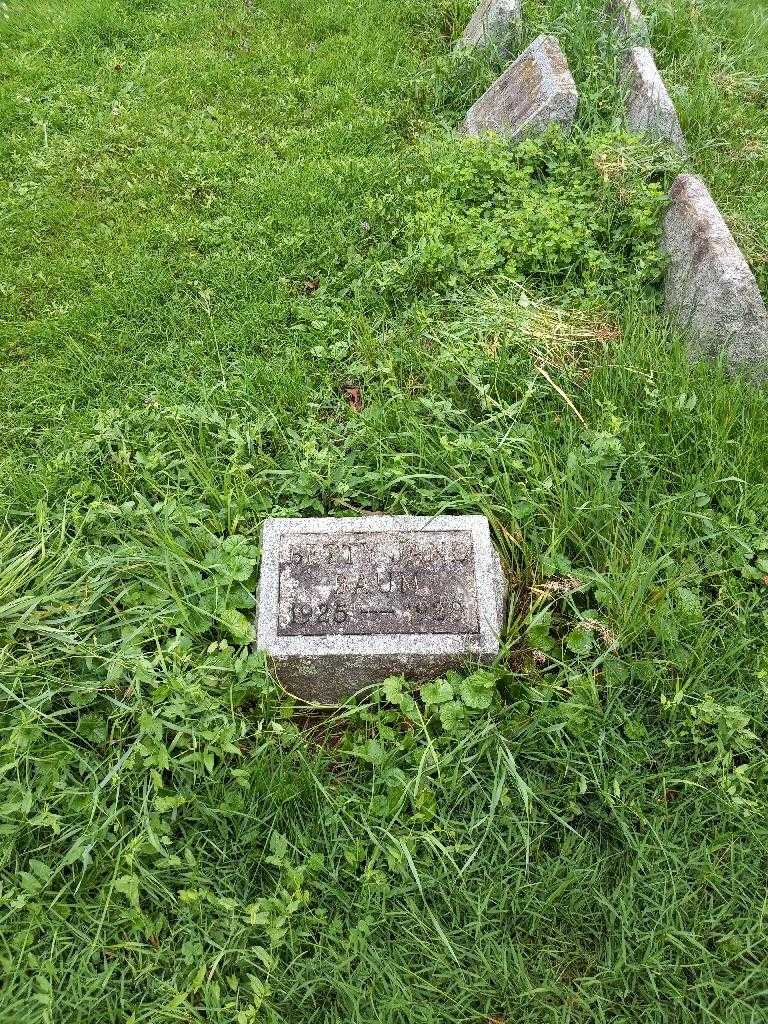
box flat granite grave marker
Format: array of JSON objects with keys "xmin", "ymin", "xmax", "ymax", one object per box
[{"xmin": 256, "ymin": 515, "xmax": 507, "ymax": 703}]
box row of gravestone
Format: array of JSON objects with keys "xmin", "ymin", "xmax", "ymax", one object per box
[
  {"xmin": 456, "ymin": 0, "xmax": 768, "ymax": 378},
  {"xmin": 252, "ymin": 2, "xmax": 766, "ymax": 704}
]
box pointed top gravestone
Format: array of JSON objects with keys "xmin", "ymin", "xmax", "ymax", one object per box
[
  {"xmin": 609, "ymin": 0, "xmax": 649, "ymax": 43},
  {"xmin": 623, "ymin": 46, "xmax": 685, "ymax": 152},
  {"xmin": 457, "ymin": 0, "xmax": 522, "ymax": 56},
  {"xmin": 461, "ymin": 34, "xmax": 578, "ymax": 140},
  {"xmin": 664, "ymin": 174, "xmax": 768, "ymax": 377}
]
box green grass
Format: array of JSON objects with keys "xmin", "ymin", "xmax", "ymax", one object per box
[{"xmin": 1, "ymin": 0, "xmax": 768, "ymax": 1021}]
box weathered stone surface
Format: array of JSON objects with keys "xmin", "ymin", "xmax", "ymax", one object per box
[
  {"xmin": 623, "ymin": 47, "xmax": 685, "ymax": 151},
  {"xmin": 457, "ymin": 0, "xmax": 522, "ymax": 55},
  {"xmin": 461, "ymin": 34, "xmax": 578, "ymax": 139},
  {"xmin": 609, "ymin": 0, "xmax": 649, "ymax": 43},
  {"xmin": 663, "ymin": 173, "xmax": 768, "ymax": 376},
  {"xmin": 256, "ymin": 515, "xmax": 507, "ymax": 703}
]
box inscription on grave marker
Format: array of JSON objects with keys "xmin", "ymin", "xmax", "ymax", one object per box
[{"xmin": 277, "ymin": 530, "xmax": 480, "ymax": 637}]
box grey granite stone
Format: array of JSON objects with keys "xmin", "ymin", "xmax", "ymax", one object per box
[
  {"xmin": 457, "ymin": 0, "xmax": 522, "ymax": 56},
  {"xmin": 460, "ymin": 34, "xmax": 578, "ymax": 139},
  {"xmin": 623, "ymin": 47, "xmax": 685, "ymax": 152},
  {"xmin": 663, "ymin": 173, "xmax": 768, "ymax": 376},
  {"xmin": 609, "ymin": 0, "xmax": 649, "ymax": 43},
  {"xmin": 256, "ymin": 515, "xmax": 507, "ymax": 703}
]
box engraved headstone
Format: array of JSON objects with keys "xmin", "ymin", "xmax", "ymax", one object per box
[
  {"xmin": 664, "ymin": 174, "xmax": 768, "ymax": 377},
  {"xmin": 460, "ymin": 34, "xmax": 578, "ymax": 140},
  {"xmin": 256, "ymin": 515, "xmax": 507, "ymax": 702}
]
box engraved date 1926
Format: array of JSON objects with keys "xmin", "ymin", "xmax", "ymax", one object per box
[
  {"xmin": 288, "ymin": 602, "xmax": 349, "ymax": 627},
  {"xmin": 287, "ymin": 597, "xmax": 466, "ymax": 629}
]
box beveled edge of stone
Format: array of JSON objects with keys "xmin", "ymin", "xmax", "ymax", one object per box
[
  {"xmin": 256, "ymin": 516, "xmax": 505, "ymax": 667},
  {"xmin": 457, "ymin": 0, "xmax": 522, "ymax": 52},
  {"xmin": 460, "ymin": 33, "xmax": 578, "ymax": 139},
  {"xmin": 608, "ymin": 0, "xmax": 649, "ymax": 43},
  {"xmin": 623, "ymin": 46, "xmax": 686, "ymax": 152},
  {"xmin": 663, "ymin": 173, "xmax": 768, "ymax": 375}
]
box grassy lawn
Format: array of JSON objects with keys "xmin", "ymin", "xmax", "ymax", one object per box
[{"xmin": 1, "ymin": 1, "xmax": 767, "ymax": 1021}]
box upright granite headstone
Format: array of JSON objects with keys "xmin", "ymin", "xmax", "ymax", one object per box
[
  {"xmin": 461, "ymin": 34, "xmax": 578, "ymax": 140},
  {"xmin": 457, "ymin": 0, "xmax": 522, "ymax": 56},
  {"xmin": 623, "ymin": 47, "xmax": 685, "ymax": 152},
  {"xmin": 664, "ymin": 173, "xmax": 768, "ymax": 376},
  {"xmin": 256, "ymin": 515, "xmax": 507, "ymax": 703}
]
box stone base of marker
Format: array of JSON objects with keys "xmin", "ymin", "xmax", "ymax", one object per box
[
  {"xmin": 461, "ymin": 34, "xmax": 577, "ymax": 140},
  {"xmin": 457, "ymin": 0, "xmax": 521, "ymax": 56},
  {"xmin": 623, "ymin": 47, "xmax": 685, "ymax": 152},
  {"xmin": 664, "ymin": 174, "xmax": 768, "ymax": 376},
  {"xmin": 256, "ymin": 515, "xmax": 507, "ymax": 703}
]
